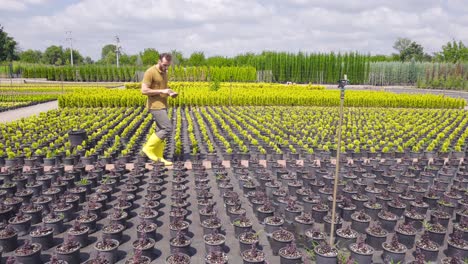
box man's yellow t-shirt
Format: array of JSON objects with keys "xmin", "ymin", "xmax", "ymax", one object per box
[{"xmin": 142, "ymin": 65, "xmax": 168, "ymax": 110}]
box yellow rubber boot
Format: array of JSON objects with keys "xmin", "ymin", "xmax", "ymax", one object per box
[
  {"xmin": 155, "ymin": 140, "xmax": 173, "ymax": 166},
  {"xmin": 142, "ymin": 133, "xmax": 162, "ymax": 162}
]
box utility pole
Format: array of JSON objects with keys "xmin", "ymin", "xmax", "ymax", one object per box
[
  {"xmin": 115, "ymin": 35, "xmax": 121, "ymax": 67},
  {"xmin": 66, "ymin": 31, "xmax": 74, "ymax": 66}
]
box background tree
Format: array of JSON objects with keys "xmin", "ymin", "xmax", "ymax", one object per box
[
  {"xmin": 393, "ymin": 38, "xmax": 427, "ymax": 61},
  {"xmin": 84, "ymin": 56, "xmax": 94, "ymax": 64},
  {"xmin": 187, "ymin": 51, "xmax": 206, "ymax": 66},
  {"xmin": 400, "ymin": 42, "xmax": 425, "ymax": 61},
  {"xmin": 393, "ymin": 37, "xmax": 412, "ymax": 54},
  {"xmin": 101, "ymin": 44, "xmax": 116, "ymax": 60},
  {"xmin": 140, "ymin": 48, "xmax": 159, "ymax": 65},
  {"xmin": 119, "ymin": 54, "xmax": 137, "ymax": 65},
  {"xmin": 19, "ymin": 49, "xmax": 42, "ymax": 63},
  {"xmin": 42, "ymin": 45, "xmax": 64, "ymax": 65},
  {"xmin": 171, "ymin": 50, "xmax": 185, "ymax": 65},
  {"xmin": 63, "ymin": 48, "xmax": 84, "ymax": 65},
  {"xmin": 102, "ymin": 50, "xmax": 116, "ymax": 65},
  {"xmin": 0, "ymin": 25, "xmax": 19, "ymax": 62},
  {"xmin": 435, "ymin": 40, "xmax": 468, "ymax": 63}
]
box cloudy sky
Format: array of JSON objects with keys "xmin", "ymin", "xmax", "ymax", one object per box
[{"xmin": 1, "ymin": 0, "xmax": 467, "ymax": 60}]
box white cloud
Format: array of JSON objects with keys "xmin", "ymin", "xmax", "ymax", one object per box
[
  {"xmin": 2, "ymin": 0, "xmax": 467, "ymax": 59},
  {"xmin": 0, "ymin": 0, "xmax": 48, "ymax": 11}
]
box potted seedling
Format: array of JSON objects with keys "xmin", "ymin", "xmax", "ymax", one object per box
[
  {"xmin": 304, "ymin": 228, "xmax": 325, "ymax": 247},
  {"xmin": 51, "ymin": 199, "xmax": 74, "ymax": 222},
  {"xmin": 4, "ymin": 196, "xmax": 23, "ymax": 214},
  {"xmin": 205, "ymin": 250, "xmax": 228, "ymax": 264},
  {"xmin": 21, "ymin": 203, "xmax": 44, "ymax": 224},
  {"xmin": 453, "ymin": 218, "xmax": 468, "ymax": 240},
  {"xmin": 8, "ymin": 211, "xmax": 32, "ymax": 236},
  {"xmin": 124, "ymin": 250, "xmax": 151, "ymax": 264},
  {"xmin": 447, "ymin": 230, "xmax": 468, "ymax": 259},
  {"xmin": 45, "ymin": 254, "xmax": 68, "ymax": 264},
  {"xmin": 365, "ymin": 221, "xmax": 387, "ymax": 251},
  {"xmin": 132, "ymin": 233, "xmax": 156, "ymax": 259},
  {"xmin": 323, "ymin": 214, "xmax": 343, "ymax": 235},
  {"xmin": 94, "ymin": 239, "xmax": 120, "ymax": 264},
  {"xmin": 30, "ymin": 224, "xmax": 54, "ymax": 250},
  {"xmin": 138, "ymin": 207, "xmax": 158, "ymax": 224},
  {"xmin": 350, "ymin": 210, "xmax": 371, "ymax": 234},
  {"xmin": 264, "ymin": 215, "xmax": 284, "ymax": 235},
  {"xmin": 382, "ymin": 234, "xmax": 407, "ymax": 264},
  {"xmin": 14, "ymin": 240, "xmax": 42, "ymax": 264},
  {"xmin": 43, "ymin": 211, "xmax": 65, "ymax": 235},
  {"xmin": 67, "ymin": 221, "xmax": 89, "ymax": 248},
  {"xmin": 403, "ymin": 208, "xmax": 424, "ymax": 230},
  {"xmin": 284, "ymin": 198, "xmax": 303, "ymax": 223},
  {"xmin": 423, "ymin": 219, "xmax": 446, "ymax": 245},
  {"xmin": 18, "ymin": 187, "xmax": 35, "ymax": 203},
  {"xmin": 55, "ymin": 236, "xmax": 81, "ymax": 264},
  {"xmin": 0, "ymin": 225, "xmax": 18, "ymax": 252},
  {"xmin": 238, "ymin": 231, "xmax": 260, "ymax": 252},
  {"xmin": 335, "ymin": 224, "xmax": 358, "ymax": 250},
  {"xmin": 271, "ymin": 228, "xmax": 294, "ymax": 256},
  {"xmin": 169, "ymin": 217, "xmax": 189, "ymax": 238},
  {"xmin": 430, "ymin": 209, "xmax": 451, "ymax": 228},
  {"xmin": 170, "ymin": 231, "xmax": 192, "ymax": 256},
  {"xmin": 256, "ymin": 200, "xmax": 275, "ymax": 222},
  {"xmin": 165, "ymin": 252, "xmax": 191, "ymax": 264},
  {"xmin": 395, "ymin": 222, "xmax": 417, "ymax": 249},
  {"xmin": 201, "ymin": 216, "xmax": 222, "ymax": 235},
  {"xmin": 203, "ymin": 230, "xmax": 225, "ymax": 252},
  {"xmin": 76, "ymin": 210, "xmax": 98, "ymax": 233},
  {"xmin": 107, "ymin": 209, "xmax": 128, "ymax": 228},
  {"xmin": 294, "ymin": 212, "xmax": 314, "ymax": 235},
  {"xmin": 313, "ymin": 241, "xmax": 338, "ymax": 264},
  {"xmin": 348, "ymin": 236, "xmax": 374, "ymax": 264},
  {"xmin": 278, "ymin": 242, "xmax": 302, "ymax": 264},
  {"xmin": 0, "ymin": 203, "xmax": 13, "ymax": 222},
  {"xmin": 414, "ymin": 231, "xmax": 439, "ymax": 261},
  {"xmin": 241, "ymin": 243, "xmax": 265, "ymax": 264},
  {"xmin": 233, "ymin": 213, "xmax": 253, "ymax": 237},
  {"xmin": 310, "ymin": 201, "xmax": 328, "ymax": 223},
  {"xmin": 377, "ymin": 210, "xmax": 398, "ymax": 232},
  {"xmin": 102, "ymin": 221, "xmax": 125, "ymax": 243},
  {"xmin": 338, "ymin": 197, "xmax": 357, "ymax": 221}
]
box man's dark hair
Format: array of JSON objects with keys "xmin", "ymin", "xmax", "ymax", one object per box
[{"xmin": 159, "ymin": 53, "xmax": 172, "ymax": 61}]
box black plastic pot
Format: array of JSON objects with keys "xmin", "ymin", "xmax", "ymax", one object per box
[
  {"xmin": 366, "ymin": 231, "xmax": 387, "ymax": 251},
  {"xmin": 0, "ymin": 231, "xmax": 18, "ymax": 252},
  {"xmin": 382, "ymin": 244, "xmax": 406, "ymax": 264},
  {"xmin": 278, "ymin": 248, "xmax": 303, "ymax": 264},
  {"xmin": 9, "ymin": 216, "xmax": 32, "ymax": 236},
  {"xmin": 55, "ymin": 244, "xmax": 81, "ymax": 264},
  {"xmin": 416, "ymin": 244, "xmax": 439, "ymax": 262},
  {"xmin": 349, "ymin": 244, "xmax": 374, "ymax": 264},
  {"xmin": 313, "ymin": 246, "xmax": 337, "ymax": 264},
  {"xmin": 94, "ymin": 239, "xmax": 120, "ymax": 264},
  {"xmin": 133, "ymin": 237, "xmax": 156, "ymax": 260},
  {"xmin": 31, "ymin": 228, "xmax": 54, "ymax": 250},
  {"xmin": 396, "ymin": 231, "xmax": 416, "ymax": 249},
  {"xmin": 15, "ymin": 243, "xmax": 42, "ymax": 264},
  {"xmin": 447, "ymin": 241, "xmax": 468, "ymax": 259},
  {"xmin": 68, "ymin": 129, "xmax": 87, "ymax": 147}
]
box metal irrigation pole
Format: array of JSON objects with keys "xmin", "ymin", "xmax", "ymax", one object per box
[
  {"xmin": 329, "ymin": 74, "xmax": 348, "ymax": 246},
  {"xmin": 229, "ymin": 75, "xmax": 233, "ymax": 106}
]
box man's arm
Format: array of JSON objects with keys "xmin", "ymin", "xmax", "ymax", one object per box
[{"xmin": 141, "ymin": 83, "xmax": 169, "ymax": 96}]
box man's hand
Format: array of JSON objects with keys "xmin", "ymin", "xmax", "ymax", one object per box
[
  {"xmin": 168, "ymin": 89, "xmax": 178, "ymax": 98},
  {"xmin": 160, "ymin": 89, "xmax": 172, "ymax": 95}
]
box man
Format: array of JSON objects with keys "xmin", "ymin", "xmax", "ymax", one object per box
[{"xmin": 141, "ymin": 53, "xmax": 178, "ymax": 166}]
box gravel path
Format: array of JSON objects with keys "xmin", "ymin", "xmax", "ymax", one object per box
[{"xmin": 0, "ymin": 100, "xmax": 58, "ymax": 123}]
